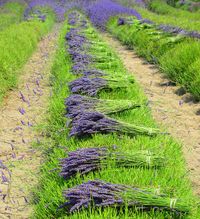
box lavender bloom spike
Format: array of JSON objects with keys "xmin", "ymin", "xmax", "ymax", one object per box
[
  {"xmin": 19, "ymin": 91, "xmax": 26, "ymax": 103},
  {"xmin": 18, "ymin": 107, "xmax": 26, "ymax": 115},
  {"xmin": 1, "ymin": 171, "xmax": 9, "ymax": 183}
]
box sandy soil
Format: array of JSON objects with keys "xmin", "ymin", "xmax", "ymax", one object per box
[
  {"xmin": 0, "ymin": 24, "xmax": 61, "ymax": 219},
  {"xmin": 101, "ymin": 33, "xmax": 200, "ymax": 195}
]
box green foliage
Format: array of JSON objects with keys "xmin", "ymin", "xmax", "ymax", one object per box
[
  {"xmin": 135, "ymin": 6, "xmax": 200, "ymax": 32},
  {"xmin": 149, "ymin": 0, "xmax": 200, "ymax": 19},
  {"xmin": 0, "ymin": 8, "xmax": 55, "ymax": 103},
  {"xmin": 32, "ymin": 14, "xmax": 199, "ymax": 219},
  {"xmin": 186, "ymin": 59, "xmax": 200, "ymax": 101},
  {"xmin": 0, "ymin": 2, "xmax": 26, "ymax": 31},
  {"xmin": 159, "ymin": 40, "xmax": 200, "ymax": 85},
  {"xmin": 107, "ymin": 17, "xmax": 200, "ymax": 99}
]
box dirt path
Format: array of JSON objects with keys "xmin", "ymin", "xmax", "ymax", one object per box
[
  {"xmin": 0, "ymin": 24, "xmax": 61, "ymax": 219},
  {"xmin": 101, "ymin": 33, "xmax": 200, "ymax": 195}
]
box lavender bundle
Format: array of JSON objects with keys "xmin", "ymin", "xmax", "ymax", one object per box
[
  {"xmin": 60, "ymin": 147, "xmax": 165, "ymax": 179},
  {"xmin": 69, "ymin": 112, "xmax": 160, "ymax": 137},
  {"xmin": 65, "ymin": 95, "xmax": 141, "ymax": 118},
  {"xmin": 83, "ymin": 69, "xmax": 107, "ymax": 77},
  {"xmin": 69, "ymin": 75, "xmax": 134, "ymax": 96},
  {"xmin": 61, "ymin": 180, "xmax": 190, "ymax": 214}
]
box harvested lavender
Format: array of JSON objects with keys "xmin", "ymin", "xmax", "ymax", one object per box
[
  {"xmin": 83, "ymin": 69, "xmax": 107, "ymax": 77},
  {"xmin": 69, "ymin": 112, "xmax": 160, "ymax": 137},
  {"xmin": 69, "ymin": 75, "xmax": 134, "ymax": 96},
  {"xmin": 61, "ymin": 180, "xmax": 190, "ymax": 214},
  {"xmin": 60, "ymin": 147, "xmax": 165, "ymax": 179},
  {"xmin": 66, "ymin": 95, "xmax": 141, "ymax": 118}
]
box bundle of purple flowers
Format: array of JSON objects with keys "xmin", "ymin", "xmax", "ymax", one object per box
[
  {"xmin": 69, "ymin": 75, "xmax": 134, "ymax": 96},
  {"xmin": 60, "ymin": 147, "xmax": 165, "ymax": 179},
  {"xmin": 66, "ymin": 12, "xmax": 92, "ymax": 74},
  {"xmin": 69, "ymin": 111, "xmax": 160, "ymax": 137},
  {"xmin": 61, "ymin": 180, "xmax": 189, "ymax": 214},
  {"xmin": 65, "ymin": 94, "xmax": 141, "ymax": 118}
]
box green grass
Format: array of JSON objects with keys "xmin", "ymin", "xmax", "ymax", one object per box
[
  {"xmin": 148, "ymin": 0, "xmax": 200, "ymax": 20},
  {"xmin": 186, "ymin": 59, "xmax": 200, "ymax": 100},
  {"xmin": 0, "ymin": 2, "xmax": 26, "ymax": 31},
  {"xmin": 32, "ymin": 12, "xmax": 199, "ymax": 219},
  {"xmin": 159, "ymin": 41, "xmax": 200, "ymax": 87},
  {"xmin": 0, "ymin": 7, "xmax": 55, "ymax": 103},
  {"xmin": 107, "ymin": 17, "xmax": 200, "ymax": 100}
]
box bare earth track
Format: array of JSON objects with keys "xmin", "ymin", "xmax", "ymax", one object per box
[
  {"xmin": 101, "ymin": 33, "xmax": 200, "ymax": 196},
  {"xmin": 0, "ymin": 24, "xmax": 60, "ymax": 219}
]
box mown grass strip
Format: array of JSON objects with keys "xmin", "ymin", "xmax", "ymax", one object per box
[
  {"xmin": 0, "ymin": 7, "xmax": 55, "ymax": 103},
  {"xmin": 107, "ymin": 17, "xmax": 200, "ymax": 100},
  {"xmin": 32, "ymin": 11, "xmax": 198, "ymax": 218}
]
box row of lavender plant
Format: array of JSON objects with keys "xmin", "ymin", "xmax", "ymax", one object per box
[
  {"xmin": 55, "ymin": 11, "xmax": 191, "ymax": 216},
  {"xmin": 20, "ymin": 0, "xmax": 200, "ymax": 38},
  {"xmin": 84, "ymin": 0, "xmax": 200, "ymax": 39}
]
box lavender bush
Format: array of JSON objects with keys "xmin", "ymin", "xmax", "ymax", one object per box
[
  {"xmin": 61, "ymin": 180, "xmax": 190, "ymax": 214},
  {"xmin": 25, "ymin": 0, "xmax": 66, "ymax": 21},
  {"xmin": 69, "ymin": 112, "xmax": 160, "ymax": 137},
  {"xmin": 60, "ymin": 147, "xmax": 165, "ymax": 179},
  {"xmin": 86, "ymin": 0, "xmax": 142, "ymax": 29}
]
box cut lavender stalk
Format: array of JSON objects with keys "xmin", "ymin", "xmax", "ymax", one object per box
[
  {"xmin": 60, "ymin": 147, "xmax": 165, "ymax": 179},
  {"xmin": 61, "ymin": 180, "xmax": 190, "ymax": 215},
  {"xmin": 69, "ymin": 75, "xmax": 134, "ymax": 96},
  {"xmin": 69, "ymin": 112, "xmax": 161, "ymax": 137},
  {"xmin": 65, "ymin": 95, "xmax": 141, "ymax": 118}
]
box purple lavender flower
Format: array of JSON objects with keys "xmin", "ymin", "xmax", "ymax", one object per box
[
  {"xmin": 86, "ymin": 0, "xmax": 142, "ymax": 30},
  {"xmin": 1, "ymin": 171, "xmax": 9, "ymax": 183},
  {"xmin": 25, "ymin": 0, "xmax": 66, "ymax": 21},
  {"xmin": 18, "ymin": 107, "xmax": 26, "ymax": 115}
]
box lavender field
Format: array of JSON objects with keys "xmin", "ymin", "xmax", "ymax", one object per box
[{"xmin": 0, "ymin": 0, "xmax": 200, "ymax": 218}]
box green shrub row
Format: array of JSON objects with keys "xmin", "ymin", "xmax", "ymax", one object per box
[
  {"xmin": 149, "ymin": 0, "xmax": 200, "ymax": 19},
  {"xmin": 135, "ymin": 6, "xmax": 200, "ymax": 32},
  {"xmin": 0, "ymin": 7, "xmax": 55, "ymax": 103},
  {"xmin": 107, "ymin": 18, "xmax": 200, "ymax": 100}
]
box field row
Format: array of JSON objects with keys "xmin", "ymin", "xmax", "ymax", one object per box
[
  {"xmin": 33, "ymin": 11, "xmax": 198, "ymax": 219},
  {"xmin": 117, "ymin": 0, "xmax": 200, "ymax": 32},
  {"xmin": 79, "ymin": 0, "xmax": 200, "ymax": 101},
  {"xmin": 0, "ymin": 4, "xmax": 55, "ymax": 102},
  {"xmin": 107, "ymin": 16, "xmax": 200, "ymax": 101}
]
